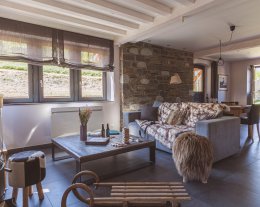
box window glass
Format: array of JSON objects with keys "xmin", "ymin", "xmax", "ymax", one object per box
[
  {"xmin": 193, "ymin": 68, "xmax": 203, "ymax": 92},
  {"xmin": 254, "ymin": 67, "xmax": 260, "ymax": 103},
  {"xmin": 0, "ymin": 61, "xmax": 29, "ymax": 98},
  {"xmin": 42, "ymin": 65, "xmax": 71, "ymax": 98},
  {"xmin": 81, "ymin": 69, "xmax": 103, "ymax": 98}
]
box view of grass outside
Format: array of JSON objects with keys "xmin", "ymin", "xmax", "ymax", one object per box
[
  {"xmin": 0, "ymin": 60, "xmax": 104, "ymax": 100},
  {"xmin": 255, "ymin": 67, "xmax": 260, "ymax": 104},
  {"xmin": 0, "ymin": 61, "xmax": 29, "ymax": 98},
  {"xmin": 43, "ymin": 66, "xmax": 71, "ymax": 98},
  {"xmin": 81, "ymin": 69, "xmax": 103, "ymax": 97}
]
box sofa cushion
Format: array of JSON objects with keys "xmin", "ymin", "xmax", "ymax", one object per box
[
  {"xmin": 140, "ymin": 106, "xmax": 158, "ymax": 121},
  {"xmin": 136, "ymin": 120, "xmax": 194, "ymax": 149}
]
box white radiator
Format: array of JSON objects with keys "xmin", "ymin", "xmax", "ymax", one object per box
[{"xmin": 51, "ymin": 106, "xmax": 103, "ymax": 138}]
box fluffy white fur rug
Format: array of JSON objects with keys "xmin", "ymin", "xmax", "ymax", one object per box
[{"xmin": 172, "ymin": 132, "xmax": 213, "ymax": 183}]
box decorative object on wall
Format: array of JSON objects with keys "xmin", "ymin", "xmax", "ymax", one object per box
[
  {"xmin": 218, "ymin": 40, "xmax": 224, "ymax": 66},
  {"xmin": 170, "ymin": 73, "xmax": 182, "ymax": 84},
  {"xmin": 218, "ymin": 75, "xmax": 228, "ymax": 91}
]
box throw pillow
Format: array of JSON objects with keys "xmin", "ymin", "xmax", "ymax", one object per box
[
  {"xmin": 158, "ymin": 102, "xmax": 180, "ymax": 124},
  {"xmin": 184, "ymin": 104, "xmax": 222, "ymax": 127},
  {"xmin": 167, "ymin": 107, "xmax": 187, "ymax": 125},
  {"xmin": 141, "ymin": 106, "xmax": 159, "ymax": 121}
]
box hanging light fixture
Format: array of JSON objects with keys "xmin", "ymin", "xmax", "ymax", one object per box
[{"xmin": 218, "ymin": 40, "xmax": 224, "ymax": 66}]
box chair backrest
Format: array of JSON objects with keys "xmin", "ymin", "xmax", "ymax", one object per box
[
  {"xmin": 248, "ymin": 104, "xmax": 260, "ymax": 124},
  {"xmin": 221, "ymin": 101, "xmax": 239, "ymax": 106}
]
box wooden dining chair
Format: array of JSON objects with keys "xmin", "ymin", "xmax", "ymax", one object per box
[{"xmin": 240, "ymin": 104, "xmax": 260, "ymax": 140}]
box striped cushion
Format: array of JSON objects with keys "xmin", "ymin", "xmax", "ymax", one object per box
[{"xmin": 8, "ymin": 151, "xmax": 46, "ymax": 188}]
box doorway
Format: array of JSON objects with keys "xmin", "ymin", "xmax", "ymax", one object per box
[{"xmin": 193, "ymin": 65, "xmax": 205, "ymax": 103}]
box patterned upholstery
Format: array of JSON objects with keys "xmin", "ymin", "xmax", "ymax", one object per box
[
  {"xmin": 158, "ymin": 102, "xmax": 181, "ymax": 124},
  {"xmin": 8, "ymin": 151, "xmax": 46, "ymax": 188},
  {"xmin": 137, "ymin": 102, "xmax": 230, "ymax": 149},
  {"xmin": 136, "ymin": 120, "xmax": 194, "ymax": 149}
]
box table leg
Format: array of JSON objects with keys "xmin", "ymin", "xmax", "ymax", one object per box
[
  {"xmin": 149, "ymin": 145, "xmax": 156, "ymax": 163},
  {"xmin": 248, "ymin": 125, "xmax": 254, "ymax": 140},
  {"xmin": 52, "ymin": 143, "xmax": 55, "ymax": 161},
  {"xmin": 76, "ymin": 161, "xmax": 82, "ymax": 182}
]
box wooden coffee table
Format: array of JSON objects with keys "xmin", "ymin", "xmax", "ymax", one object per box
[{"xmin": 51, "ymin": 135, "xmax": 156, "ymax": 177}]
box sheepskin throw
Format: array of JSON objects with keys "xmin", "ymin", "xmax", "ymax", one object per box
[{"xmin": 172, "ymin": 132, "xmax": 213, "ymax": 183}]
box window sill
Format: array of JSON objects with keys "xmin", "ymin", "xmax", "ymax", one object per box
[{"xmin": 4, "ymin": 100, "xmax": 115, "ymax": 106}]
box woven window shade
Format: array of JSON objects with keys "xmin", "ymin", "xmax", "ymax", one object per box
[{"xmin": 0, "ymin": 17, "xmax": 114, "ymax": 71}]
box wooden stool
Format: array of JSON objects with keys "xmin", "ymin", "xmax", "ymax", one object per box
[{"xmin": 8, "ymin": 151, "xmax": 46, "ymax": 207}]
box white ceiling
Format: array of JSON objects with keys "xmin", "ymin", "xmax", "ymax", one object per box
[
  {"xmin": 0, "ymin": 0, "xmax": 260, "ymax": 61},
  {"xmin": 147, "ymin": 0, "xmax": 260, "ymax": 50}
]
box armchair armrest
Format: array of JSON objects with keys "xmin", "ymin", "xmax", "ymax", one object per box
[
  {"xmin": 195, "ymin": 116, "xmax": 240, "ymax": 162},
  {"xmin": 123, "ymin": 111, "xmax": 141, "ymax": 127}
]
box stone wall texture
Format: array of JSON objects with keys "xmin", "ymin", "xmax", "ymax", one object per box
[{"xmin": 121, "ymin": 42, "xmax": 194, "ymax": 111}]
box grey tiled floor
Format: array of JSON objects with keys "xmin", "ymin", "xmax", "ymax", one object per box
[{"xmin": 3, "ymin": 125, "xmax": 260, "ymax": 207}]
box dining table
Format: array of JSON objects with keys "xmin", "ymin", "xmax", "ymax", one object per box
[{"xmin": 229, "ymin": 105, "xmax": 251, "ymax": 117}]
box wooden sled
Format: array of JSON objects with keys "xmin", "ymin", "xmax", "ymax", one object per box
[{"xmin": 61, "ymin": 171, "xmax": 191, "ymax": 207}]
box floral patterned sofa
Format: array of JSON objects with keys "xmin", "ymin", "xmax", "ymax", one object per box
[{"xmin": 124, "ymin": 102, "xmax": 241, "ymax": 162}]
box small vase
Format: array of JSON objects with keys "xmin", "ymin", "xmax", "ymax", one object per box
[{"xmin": 80, "ymin": 125, "xmax": 87, "ymax": 141}]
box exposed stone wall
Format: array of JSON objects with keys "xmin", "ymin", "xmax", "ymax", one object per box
[{"xmin": 121, "ymin": 42, "xmax": 193, "ymax": 111}]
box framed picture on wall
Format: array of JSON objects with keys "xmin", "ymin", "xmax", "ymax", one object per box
[{"xmin": 218, "ymin": 75, "xmax": 228, "ymax": 91}]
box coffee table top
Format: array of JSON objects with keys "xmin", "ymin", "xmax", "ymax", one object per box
[{"xmin": 52, "ymin": 134, "xmax": 155, "ymax": 162}]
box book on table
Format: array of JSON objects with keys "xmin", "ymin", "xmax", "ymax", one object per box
[{"xmin": 85, "ymin": 137, "xmax": 109, "ymax": 145}]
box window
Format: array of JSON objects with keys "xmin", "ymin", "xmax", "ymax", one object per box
[
  {"xmin": 254, "ymin": 67, "xmax": 260, "ymax": 103},
  {"xmin": 0, "ymin": 60, "xmax": 32, "ymax": 102},
  {"xmin": 193, "ymin": 68, "xmax": 204, "ymax": 92},
  {"xmin": 40, "ymin": 65, "xmax": 72, "ymax": 101},
  {"xmin": 79, "ymin": 69, "xmax": 105, "ymax": 100},
  {"xmin": 0, "ymin": 18, "xmax": 112, "ymax": 103}
]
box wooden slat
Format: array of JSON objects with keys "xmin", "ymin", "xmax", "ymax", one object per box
[
  {"xmin": 83, "ymin": 0, "xmax": 155, "ymax": 23},
  {"xmin": 111, "ymin": 189, "xmax": 186, "ymax": 193},
  {"xmin": 95, "ymin": 182, "xmax": 183, "ymax": 186},
  {"xmin": 86, "ymin": 196, "xmax": 191, "ymax": 202},
  {"xmin": 112, "ymin": 185, "xmax": 185, "ymax": 189},
  {"xmin": 111, "ymin": 193, "xmax": 189, "ymax": 197}
]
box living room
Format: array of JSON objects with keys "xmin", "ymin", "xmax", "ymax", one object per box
[{"xmin": 1, "ymin": 0, "xmax": 260, "ymax": 207}]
